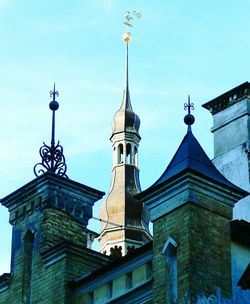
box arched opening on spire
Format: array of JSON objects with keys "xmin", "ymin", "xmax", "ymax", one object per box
[
  {"xmin": 113, "ymin": 146, "xmax": 117, "ymax": 166},
  {"xmin": 126, "ymin": 143, "xmax": 132, "ymax": 164},
  {"xmin": 134, "ymin": 146, "xmax": 138, "ymax": 166},
  {"xmin": 118, "ymin": 144, "xmax": 124, "ymax": 164}
]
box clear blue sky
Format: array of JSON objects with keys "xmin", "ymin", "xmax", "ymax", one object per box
[{"xmin": 1, "ymin": 0, "xmax": 250, "ymax": 273}]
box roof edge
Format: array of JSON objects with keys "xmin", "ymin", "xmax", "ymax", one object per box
[
  {"xmin": 202, "ymin": 81, "xmax": 250, "ymax": 112},
  {"xmin": 1, "ymin": 172, "xmax": 105, "ymax": 207},
  {"xmin": 137, "ymin": 168, "xmax": 249, "ymax": 201}
]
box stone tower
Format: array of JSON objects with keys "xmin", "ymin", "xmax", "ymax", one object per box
[
  {"xmin": 0, "ymin": 88, "xmax": 111, "ymax": 304},
  {"xmin": 99, "ymin": 33, "xmax": 151, "ymax": 257},
  {"xmin": 202, "ymin": 81, "xmax": 250, "ymax": 222},
  {"xmin": 138, "ymin": 100, "xmax": 248, "ymax": 303}
]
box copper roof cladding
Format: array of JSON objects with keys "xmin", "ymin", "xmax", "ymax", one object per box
[
  {"xmin": 111, "ymin": 42, "xmax": 140, "ymax": 138},
  {"xmin": 202, "ymin": 81, "xmax": 250, "ymax": 114},
  {"xmin": 112, "ymin": 92, "xmax": 140, "ymax": 136}
]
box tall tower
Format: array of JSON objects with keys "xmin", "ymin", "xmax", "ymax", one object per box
[
  {"xmin": 202, "ymin": 82, "xmax": 250, "ymax": 222},
  {"xmin": 138, "ymin": 98, "xmax": 247, "ymax": 303},
  {"xmin": 0, "ymin": 87, "xmax": 109, "ymax": 304},
  {"xmin": 99, "ymin": 31, "xmax": 151, "ymax": 257}
]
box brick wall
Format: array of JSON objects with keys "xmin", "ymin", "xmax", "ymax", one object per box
[{"xmin": 153, "ymin": 202, "xmax": 232, "ymax": 303}]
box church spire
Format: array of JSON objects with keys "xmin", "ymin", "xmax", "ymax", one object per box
[
  {"xmin": 99, "ymin": 13, "xmax": 151, "ymax": 257},
  {"xmin": 111, "ymin": 33, "xmax": 140, "ymax": 140},
  {"xmin": 121, "ymin": 33, "xmax": 132, "ymax": 110}
]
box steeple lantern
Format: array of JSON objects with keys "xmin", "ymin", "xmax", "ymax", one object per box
[{"xmin": 99, "ymin": 14, "xmax": 151, "ymax": 257}]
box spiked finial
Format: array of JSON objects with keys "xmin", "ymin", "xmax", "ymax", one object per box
[
  {"xmin": 34, "ymin": 84, "xmax": 68, "ymax": 178},
  {"xmin": 121, "ymin": 11, "xmax": 141, "ymax": 110},
  {"xmin": 49, "ymin": 83, "xmax": 59, "ymax": 111},
  {"xmin": 111, "ymin": 12, "xmax": 141, "ymax": 137},
  {"xmin": 184, "ymin": 95, "xmax": 195, "ymax": 131}
]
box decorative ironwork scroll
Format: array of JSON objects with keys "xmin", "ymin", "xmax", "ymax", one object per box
[
  {"xmin": 33, "ymin": 141, "xmax": 68, "ymax": 177},
  {"xmin": 34, "ymin": 84, "xmax": 68, "ymax": 178},
  {"xmin": 184, "ymin": 95, "xmax": 195, "ymax": 114}
]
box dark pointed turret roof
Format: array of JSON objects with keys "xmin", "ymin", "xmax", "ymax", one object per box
[
  {"xmin": 137, "ymin": 97, "xmax": 248, "ymax": 201},
  {"xmin": 143, "ymin": 94, "xmax": 248, "ymax": 194},
  {"xmin": 150, "ymin": 129, "xmax": 245, "ymax": 193}
]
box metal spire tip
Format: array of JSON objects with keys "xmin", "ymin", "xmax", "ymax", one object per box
[{"xmin": 184, "ymin": 95, "xmax": 195, "ymax": 130}]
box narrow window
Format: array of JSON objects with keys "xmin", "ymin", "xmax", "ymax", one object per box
[
  {"xmin": 86, "ymin": 292, "xmax": 93, "ymax": 304},
  {"xmin": 113, "ymin": 146, "xmax": 117, "ymax": 166},
  {"xmin": 22, "ymin": 229, "xmax": 35, "ymax": 304},
  {"xmin": 107, "ymin": 281, "xmax": 113, "ymax": 299},
  {"xmin": 126, "ymin": 272, "xmax": 132, "ymax": 289},
  {"xmin": 126, "ymin": 143, "xmax": 132, "ymax": 164},
  {"xmin": 134, "ymin": 146, "xmax": 138, "ymax": 166},
  {"xmin": 146, "ymin": 261, "xmax": 153, "ymax": 279},
  {"xmin": 118, "ymin": 144, "xmax": 124, "ymax": 164},
  {"xmin": 162, "ymin": 237, "xmax": 178, "ymax": 304}
]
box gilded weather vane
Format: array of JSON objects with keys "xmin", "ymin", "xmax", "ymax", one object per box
[
  {"xmin": 124, "ymin": 11, "xmax": 141, "ymax": 28},
  {"xmin": 123, "ymin": 10, "xmax": 141, "ymax": 43},
  {"xmin": 34, "ymin": 84, "xmax": 68, "ymax": 178}
]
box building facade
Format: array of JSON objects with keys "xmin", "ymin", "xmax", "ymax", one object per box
[{"xmin": 0, "ymin": 34, "xmax": 250, "ymax": 303}]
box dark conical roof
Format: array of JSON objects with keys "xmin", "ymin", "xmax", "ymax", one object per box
[{"xmin": 150, "ymin": 129, "xmax": 245, "ymax": 193}]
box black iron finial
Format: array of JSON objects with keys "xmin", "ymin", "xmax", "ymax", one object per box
[
  {"xmin": 34, "ymin": 84, "xmax": 68, "ymax": 178},
  {"xmin": 184, "ymin": 95, "xmax": 195, "ymax": 131}
]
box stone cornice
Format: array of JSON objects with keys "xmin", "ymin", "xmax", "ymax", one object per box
[
  {"xmin": 202, "ymin": 81, "xmax": 250, "ymax": 115},
  {"xmin": 140, "ymin": 172, "xmax": 247, "ymax": 222},
  {"xmin": 1, "ymin": 172, "xmax": 105, "ymax": 225},
  {"xmin": 110, "ymin": 130, "xmax": 141, "ymax": 143},
  {"xmin": 1, "ymin": 172, "xmax": 104, "ymax": 208},
  {"xmin": 40, "ymin": 241, "xmax": 111, "ymax": 268}
]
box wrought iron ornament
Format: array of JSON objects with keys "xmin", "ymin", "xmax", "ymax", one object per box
[
  {"xmin": 184, "ymin": 95, "xmax": 194, "ymax": 114},
  {"xmin": 184, "ymin": 95, "xmax": 195, "ymax": 127},
  {"xmin": 34, "ymin": 84, "xmax": 68, "ymax": 178}
]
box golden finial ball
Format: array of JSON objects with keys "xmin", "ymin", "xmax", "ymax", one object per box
[{"xmin": 123, "ymin": 32, "xmax": 132, "ymax": 42}]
